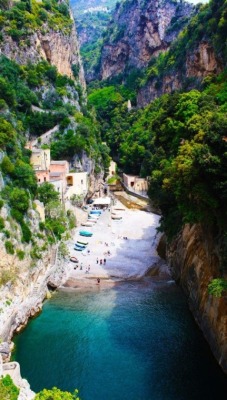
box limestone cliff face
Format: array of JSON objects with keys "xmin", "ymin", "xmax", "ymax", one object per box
[
  {"xmin": 168, "ymin": 224, "xmax": 227, "ymax": 374},
  {"xmin": 0, "ymin": 202, "xmax": 66, "ymax": 342},
  {"xmin": 137, "ymin": 41, "xmax": 223, "ymax": 107},
  {"xmin": 186, "ymin": 42, "xmax": 223, "ymax": 78},
  {"xmin": 99, "ymin": 0, "xmax": 194, "ymax": 80},
  {"xmin": 0, "ymin": 11, "xmax": 85, "ymax": 88},
  {"xmin": 137, "ymin": 72, "xmax": 181, "ymax": 106}
]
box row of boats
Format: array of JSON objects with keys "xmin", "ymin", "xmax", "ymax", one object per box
[
  {"xmin": 81, "ymin": 209, "xmax": 102, "ymax": 227},
  {"xmin": 74, "ymin": 209, "xmax": 101, "ymax": 251}
]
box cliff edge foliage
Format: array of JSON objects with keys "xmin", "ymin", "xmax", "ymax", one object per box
[
  {"xmin": 0, "ymin": 2, "xmax": 109, "ymax": 272},
  {"xmin": 0, "ymin": 0, "xmax": 72, "ymax": 40}
]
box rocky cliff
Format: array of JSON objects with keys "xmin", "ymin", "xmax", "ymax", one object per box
[
  {"xmin": 137, "ymin": 40, "xmax": 223, "ymax": 107},
  {"xmin": 99, "ymin": 0, "xmax": 195, "ymax": 80},
  {"xmin": 0, "ymin": 1, "xmax": 85, "ymax": 88},
  {"xmin": 168, "ymin": 224, "xmax": 227, "ymax": 374},
  {"xmin": 137, "ymin": 0, "xmax": 226, "ymax": 106}
]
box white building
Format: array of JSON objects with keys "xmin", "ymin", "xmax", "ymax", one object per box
[{"xmin": 65, "ymin": 172, "xmax": 89, "ymax": 199}]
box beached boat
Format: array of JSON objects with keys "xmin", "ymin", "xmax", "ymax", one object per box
[
  {"xmin": 70, "ymin": 256, "xmax": 79, "ymax": 263},
  {"xmin": 90, "ymin": 209, "xmax": 102, "ymax": 214},
  {"xmin": 88, "ymin": 214, "xmax": 99, "ymax": 218},
  {"xmin": 77, "ymin": 240, "xmax": 89, "ymax": 245},
  {"xmin": 75, "ymin": 242, "xmax": 86, "ymax": 248},
  {"xmin": 79, "ymin": 230, "xmax": 93, "ymax": 237},
  {"xmin": 74, "ymin": 246, "xmax": 83, "ymax": 251},
  {"xmin": 81, "ymin": 222, "xmax": 94, "ymax": 227},
  {"xmin": 111, "ymin": 215, "xmax": 122, "ymax": 220}
]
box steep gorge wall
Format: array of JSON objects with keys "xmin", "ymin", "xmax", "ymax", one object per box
[
  {"xmin": 137, "ymin": 41, "xmax": 223, "ymax": 107},
  {"xmin": 0, "ymin": 10, "xmax": 86, "ymax": 88},
  {"xmin": 168, "ymin": 224, "xmax": 227, "ymax": 374},
  {"xmin": 99, "ymin": 0, "xmax": 194, "ymax": 80}
]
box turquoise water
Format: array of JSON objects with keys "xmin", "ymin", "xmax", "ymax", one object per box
[{"xmin": 14, "ymin": 280, "xmax": 227, "ymax": 399}]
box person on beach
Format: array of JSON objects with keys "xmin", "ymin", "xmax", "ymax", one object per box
[
  {"xmin": 100, "ymin": 259, "xmax": 102, "ymax": 265},
  {"xmin": 88, "ymin": 265, "xmax": 90, "ymax": 272},
  {"xmin": 97, "ymin": 278, "xmax": 100, "ymax": 284},
  {"xmin": 103, "ymin": 258, "xmax": 106, "ymax": 265},
  {"xmin": 96, "ymin": 257, "xmax": 99, "ymax": 264}
]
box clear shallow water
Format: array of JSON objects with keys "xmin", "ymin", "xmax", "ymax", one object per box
[{"xmin": 14, "ymin": 280, "xmax": 227, "ymax": 400}]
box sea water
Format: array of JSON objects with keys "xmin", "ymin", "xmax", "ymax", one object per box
[{"xmin": 13, "ymin": 280, "xmax": 227, "ymax": 400}]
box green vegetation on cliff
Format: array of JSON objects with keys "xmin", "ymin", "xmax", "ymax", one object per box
[
  {"xmin": 88, "ymin": 72, "xmax": 227, "ymax": 244},
  {"xmin": 0, "ymin": 375, "xmax": 19, "ymax": 400},
  {"xmin": 35, "ymin": 387, "xmax": 80, "ymax": 399},
  {"xmin": 0, "ymin": 0, "xmax": 72, "ymax": 41},
  {"xmin": 0, "ymin": 53, "xmax": 107, "ymax": 255},
  {"xmin": 0, "ymin": 376, "xmax": 81, "ymax": 400},
  {"xmin": 139, "ymin": 0, "xmax": 227, "ymax": 91}
]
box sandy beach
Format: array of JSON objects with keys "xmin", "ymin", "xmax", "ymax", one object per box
[{"xmin": 62, "ymin": 198, "xmax": 165, "ymax": 289}]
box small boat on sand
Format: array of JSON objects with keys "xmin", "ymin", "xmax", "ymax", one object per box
[
  {"xmin": 88, "ymin": 214, "xmax": 99, "ymax": 219},
  {"xmin": 70, "ymin": 256, "xmax": 78, "ymax": 263},
  {"xmin": 77, "ymin": 240, "xmax": 88, "ymax": 245},
  {"xmin": 79, "ymin": 230, "xmax": 93, "ymax": 237},
  {"xmin": 74, "ymin": 246, "xmax": 83, "ymax": 251},
  {"xmin": 111, "ymin": 215, "xmax": 122, "ymax": 220},
  {"xmin": 90, "ymin": 210, "xmax": 102, "ymax": 214},
  {"xmin": 81, "ymin": 222, "xmax": 93, "ymax": 227},
  {"xmin": 75, "ymin": 242, "xmax": 86, "ymax": 248}
]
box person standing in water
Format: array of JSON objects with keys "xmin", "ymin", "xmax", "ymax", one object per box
[{"xmin": 97, "ymin": 278, "xmax": 100, "ymax": 284}]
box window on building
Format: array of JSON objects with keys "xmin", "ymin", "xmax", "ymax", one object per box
[
  {"xmin": 44, "ymin": 177, "xmax": 46, "ymax": 182},
  {"xmin": 38, "ymin": 179, "xmax": 40, "ymax": 182},
  {"xmin": 81, "ymin": 180, "xmax": 83, "ymax": 184}
]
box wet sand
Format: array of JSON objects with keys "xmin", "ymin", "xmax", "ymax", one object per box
[{"xmin": 63, "ymin": 199, "xmax": 164, "ymax": 289}]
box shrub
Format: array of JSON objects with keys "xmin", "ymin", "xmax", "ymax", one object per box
[
  {"xmin": 67, "ymin": 210, "xmax": 76, "ymax": 229},
  {"xmin": 9, "ymin": 187, "xmax": 29, "ymax": 213},
  {"xmin": 16, "ymin": 249, "xmax": 25, "ymax": 260},
  {"xmin": 11, "ymin": 208, "xmax": 23, "ymax": 223},
  {"xmin": 3, "ymin": 229, "xmax": 10, "ymax": 238},
  {"xmin": 1, "ymin": 155, "xmax": 14, "ymax": 175},
  {"xmin": 39, "ymin": 222, "xmax": 45, "ymax": 231},
  {"xmin": 21, "ymin": 222, "xmax": 32, "ymax": 243},
  {"xmin": 30, "ymin": 245, "xmax": 41, "ymax": 260},
  {"xmin": 35, "ymin": 387, "xmax": 80, "ymax": 400},
  {"xmin": 208, "ymin": 278, "xmax": 227, "ymax": 297},
  {"xmin": 0, "ymin": 199, "xmax": 4, "ymax": 209},
  {"xmin": 5, "ymin": 240, "xmax": 14, "ymax": 255},
  {"xmin": 58, "ymin": 242, "xmax": 69, "ymax": 259},
  {"xmin": 0, "ymin": 216, "xmax": 5, "ymax": 230},
  {"xmin": 0, "ymin": 374, "xmax": 19, "ymax": 400}
]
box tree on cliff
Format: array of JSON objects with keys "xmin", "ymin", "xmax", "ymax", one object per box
[
  {"xmin": 35, "ymin": 387, "xmax": 80, "ymax": 400},
  {"xmin": 0, "ymin": 375, "xmax": 19, "ymax": 400}
]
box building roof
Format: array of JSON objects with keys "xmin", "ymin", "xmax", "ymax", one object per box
[
  {"xmin": 93, "ymin": 197, "xmax": 111, "ymax": 205},
  {"xmin": 66, "ymin": 171, "xmax": 87, "ymax": 176},
  {"xmin": 50, "ymin": 172, "xmax": 62, "ymax": 177},
  {"xmin": 51, "ymin": 160, "xmax": 68, "ymax": 165}
]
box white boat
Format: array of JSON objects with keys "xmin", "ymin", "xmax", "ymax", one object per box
[
  {"xmin": 81, "ymin": 222, "xmax": 94, "ymax": 227},
  {"xmin": 88, "ymin": 214, "xmax": 99, "ymax": 219}
]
